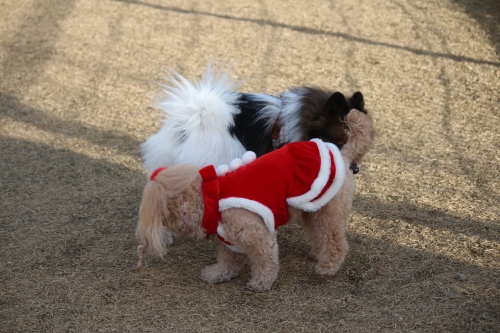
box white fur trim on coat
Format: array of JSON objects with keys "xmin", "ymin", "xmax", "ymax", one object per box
[
  {"xmin": 293, "ymin": 143, "xmax": 345, "ymax": 212},
  {"xmin": 229, "ymin": 158, "xmax": 244, "ymax": 171},
  {"xmin": 219, "ymin": 198, "xmax": 275, "ymax": 234},
  {"xmin": 286, "ymin": 139, "xmax": 332, "ymax": 207},
  {"xmin": 216, "ymin": 164, "xmax": 230, "ymax": 176},
  {"xmin": 242, "ymin": 151, "xmax": 256, "ymax": 165}
]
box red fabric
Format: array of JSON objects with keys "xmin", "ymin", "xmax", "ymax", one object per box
[
  {"xmin": 200, "ymin": 140, "xmax": 339, "ymax": 235},
  {"xmin": 199, "ymin": 165, "xmax": 221, "ymax": 235},
  {"xmin": 219, "ymin": 141, "xmax": 335, "ymax": 228},
  {"xmin": 150, "ymin": 167, "xmax": 167, "ymax": 181},
  {"xmin": 217, "ymin": 234, "xmax": 233, "ymax": 246},
  {"xmin": 312, "ymin": 152, "xmax": 336, "ymax": 202}
]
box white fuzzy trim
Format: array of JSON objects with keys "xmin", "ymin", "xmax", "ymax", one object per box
[
  {"xmin": 229, "ymin": 158, "xmax": 243, "ymax": 171},
  {"xmin": 242, "ymin": 151, "xmax": 256, "ymax": 165},
  {"xmin": 219, "ymin": 198, "xmax": 275, "ymax": 234},
  {"xmin": 286, "ymin": 139, "xmax": 332, "ymax": 207},
  {"xmin": 216, "ymin": 164, "xmax": 229, "ymax": 176},
  {"xmin": 216, "ymin": 225, "xmax": 245, "ymax": 254},
  {"xmin": 294, "ymin": 143, "xmax": 346, "ymax": 212}
]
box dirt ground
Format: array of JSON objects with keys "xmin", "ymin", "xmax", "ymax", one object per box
[{"xmin": 1, "ymin": 0, "xmax": 499, "ymax": 332}]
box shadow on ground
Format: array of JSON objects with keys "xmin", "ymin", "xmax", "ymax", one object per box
[
  {"xmin": 114, "ymin": 0, "xmax": 500, "ymax": 67},
  {"xmin": 451, "ymin": 0, "xmax": 500, "ymax": 56}
]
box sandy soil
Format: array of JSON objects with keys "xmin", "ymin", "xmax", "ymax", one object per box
[{"xmin": 1, "ymin": 0, "xmax": 499, "ymax": 331}]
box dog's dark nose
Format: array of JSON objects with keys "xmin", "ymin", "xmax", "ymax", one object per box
[{"xmin": 350, "ymin": 163, "xmax": 359, "ymax": 174}]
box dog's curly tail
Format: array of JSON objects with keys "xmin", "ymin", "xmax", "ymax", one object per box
[
  {"xmin": 136, "ymin": 169, "xmax": 173, "ymax": 271},
  {"xmin": 341, "ymin": 109, "xmax": 375, "ymax": 164}
]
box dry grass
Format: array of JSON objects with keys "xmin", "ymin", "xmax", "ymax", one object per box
[{"xmin": 1, "ymin": 0, "xmax": 499, "ymax": 332}]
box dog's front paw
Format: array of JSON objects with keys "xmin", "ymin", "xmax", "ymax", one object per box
[
  {"xmin": 307, "ymin": 250, "xmax": 319, "ymax": 261},
  {"xmin": 201, "ymin": 264, "xmax": 238, "ymax": 284},
  {"xmin": 246, "ymin": 279, "xmax": 273, "ymax": 292}
]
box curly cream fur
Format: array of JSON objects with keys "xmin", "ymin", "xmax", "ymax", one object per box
[
  {"xmin": 136, "ymin": 109, "xmax": 374, "ymax": 290},
  {"xmin": 342, "ymin": 109, "xmax": 375, "ymax": 169},
  {"xmin": 136, "ymin": 165, "xmax": 204, "ymax": 267}
]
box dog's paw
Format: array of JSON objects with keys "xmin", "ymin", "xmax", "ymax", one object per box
[
  {"xmin": 246, "ymin": 279, "xmax": 272, "ymax": 292},
  {"xmin": 307, "ymin": 250, "xmax": 319, "ymax": 261},
  {"xmin": 201, "ymin": 264, "xmax": 227, "ymax": 284},
  {"xmin": 166, "ymin": 232, "xmax": 174, "ymax": 246},
  {"xmin": 201, "ymin": 264, "xmax": 238, "ymax": 284},
  {"xmin": 314, "ymin": 263, "xmax": 341, "ymax": 277}
]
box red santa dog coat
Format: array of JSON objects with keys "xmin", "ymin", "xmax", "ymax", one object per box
[{"xmin": 199, "ymin": 139, "xmax": 346, "ymax": 253}]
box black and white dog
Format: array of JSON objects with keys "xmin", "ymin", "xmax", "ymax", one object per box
[{"xmin": 141, "ymin": 65, "xmax": 367, "ymax": 174}]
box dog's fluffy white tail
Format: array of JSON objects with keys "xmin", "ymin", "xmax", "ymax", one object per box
[
  {"xmin": 141, "ymin": 65, "xmax": 247, "ymax": 173},
  {"xmin": 341, "ymin": 110, "xmax": 375, "ymax": 164}
]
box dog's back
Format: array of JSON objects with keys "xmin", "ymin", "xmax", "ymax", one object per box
[{"xmin": 141, "ymin": 64, "xmax": 370, "ymax": 175}]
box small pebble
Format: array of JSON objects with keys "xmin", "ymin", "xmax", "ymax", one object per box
[{"xmin": 455, "ymin": 273, "xmax": 467, "ymax": 281}]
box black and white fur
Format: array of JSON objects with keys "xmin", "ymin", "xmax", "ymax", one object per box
[{"xmin": 141, "ymin": 65, "xmax": 367, "ymax": 174}]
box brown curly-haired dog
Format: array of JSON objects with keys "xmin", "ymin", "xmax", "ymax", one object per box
[{"xmin": 136, "ymin": 108, "xmax": 374, "ymax": 292}]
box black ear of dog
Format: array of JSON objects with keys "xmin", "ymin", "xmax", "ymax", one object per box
[
  {"xmin": 324, "ymin": 92, "xmax": 350, "ymax": 117},
  {"xmin": 348, "ymin": 91, "xmax": 367, "ymax": 113}
]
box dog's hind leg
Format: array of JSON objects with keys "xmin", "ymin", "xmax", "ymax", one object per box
[
  {"xmin": 244, "ymin": 232, "xmax": 279, "ymax": 292},
  {"xmin": 218, "ymin": 208, "xmax": 279, "ymax": 292},
  {"xmin": 201, "ymin": 242, "xmax": 246, "ymax": 284}
]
